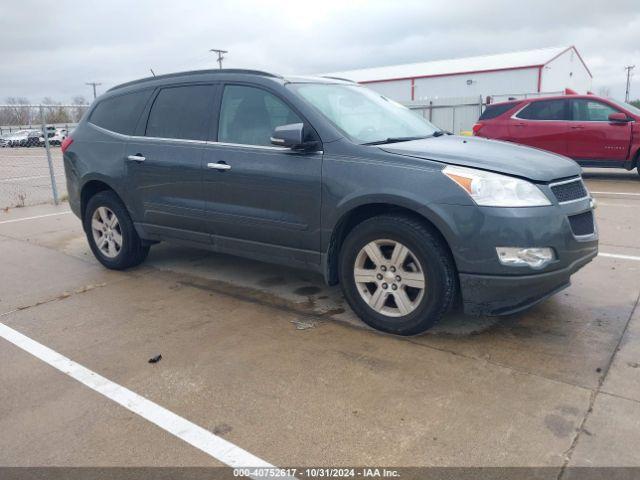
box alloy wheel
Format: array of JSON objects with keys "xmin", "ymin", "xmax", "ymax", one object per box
[
  {"xmin": 353, "ymin": 239, "xmax": 426, "ymax": 317},
  {"xmin": 91, "ymin": 206, "xmax": 122, "ymax": 258}
]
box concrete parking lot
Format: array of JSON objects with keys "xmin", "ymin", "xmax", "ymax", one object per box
[{"xmin": 0, "ymin": 168, "xmax": 639, "ymax": 476}]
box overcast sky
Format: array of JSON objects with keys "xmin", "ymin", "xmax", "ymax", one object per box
[{"xmin": 1, "ymin": 0, "xmax": 639, "ymax": 103}]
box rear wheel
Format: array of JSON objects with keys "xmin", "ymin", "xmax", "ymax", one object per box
[
  {"xmin": 84, "ymin": 191, "xmax": 149, "ymax": 270},
  {"xmin": 339, "ymin": 214, "xmax": 457, "ymax": 335}
]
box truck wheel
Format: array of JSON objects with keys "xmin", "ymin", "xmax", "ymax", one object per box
[
  {"xmin": 84, "ymin": 190, "xmax": 149, "ymax": 270},
  {"xmin": 338, "ymin": 214, "xmax": 457, "ymax": 335}
]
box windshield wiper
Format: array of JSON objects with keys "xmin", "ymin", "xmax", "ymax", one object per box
[{"xmin": 362, "ymin": 135, "xmax": 430, "ymax": 146}]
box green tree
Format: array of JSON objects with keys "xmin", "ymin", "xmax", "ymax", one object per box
[{"xmin": 631, "ymin": 99, "xmax": 640, "ymax": 109}]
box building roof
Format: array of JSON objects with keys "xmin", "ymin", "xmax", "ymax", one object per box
[{"xmin": 324, "ymin": 46, "xmax": 591, "ymax": 83}]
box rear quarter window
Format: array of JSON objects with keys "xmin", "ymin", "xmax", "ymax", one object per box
[
  {"xmin": 89, "ymin": 89, "xmax": 152, "ymax": 135},
  {"xmin": 479, "ymin": 102, "xmax": 519, "ymax": 120}
]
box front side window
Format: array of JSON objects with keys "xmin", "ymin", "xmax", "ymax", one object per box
[
  {"xmin": 288, "ymin": 83, "xmax": 438, "ymax": 144},
  {"xmin": 517, "ymin": 100, "xmax": 568, "ymax": 121},
  {"xmin": 571, "ymin": 99, "xmax": 619, "ymax": 122},
  {"xmin": 146, "ymin": 85, "xmax": 214, "ymax": 141},
  {"xmin": 218, "ymin": 85, "xmax": 302, "ymax": 146},
  {"xmin": 90, "ymin": 89, "xmax": 152, "ymax": 135}
]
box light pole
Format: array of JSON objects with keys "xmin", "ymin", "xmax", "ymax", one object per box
[
  {"xmin": 209, "ymin": 49, "xmax": 228, "ymax": 69},
  {"xmin": 85, "ymin": 82, "xmax": 102, "ymax": 100},
  {"xmin": 624, "ymin": 66, "xmax": 635, "ymax": 103}
]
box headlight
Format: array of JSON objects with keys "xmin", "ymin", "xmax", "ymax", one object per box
[{"xmin": 443, "ymin": 165, "xmax": 551, "ymax": 207}]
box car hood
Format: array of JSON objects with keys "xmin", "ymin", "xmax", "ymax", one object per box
[{"xmin": 380, "ymin": 135, "xmax": 581, "ymax": 182}]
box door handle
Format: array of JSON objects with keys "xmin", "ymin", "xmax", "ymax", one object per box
[
  {"xmin": 207, "ymin": 162, "xmax": 231, "ymax": 171},
  {"xmin": 570, "ymin": 125, "xmax": 584, "ymax": 130},
  {"xmin": 126, "ymin": 154, "xmax": 146, "ymax": 162}
]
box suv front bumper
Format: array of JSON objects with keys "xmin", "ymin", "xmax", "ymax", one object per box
[
  {"xmin": 458, "ymin": 248, "xmax": 597, "ymax": 315},
  {"xmin": 427, "ymin": 193, "xmax": 598, "ymax": 316}
]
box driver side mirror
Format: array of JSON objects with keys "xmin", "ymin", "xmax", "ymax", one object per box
[
  {"xmin": 270, "ymin": 123, "xmax": 319, "ymax": 151},
  {"xmin": 271, "ymin": 123, "xmax": 303, "ymax": 148},
  {"xmin": 608, "ymin": 112, "xmax": 631, "ymax": 123}
]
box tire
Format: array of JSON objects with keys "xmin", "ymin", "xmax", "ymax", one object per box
[
  {"xmin": 338, "ymin": 214, "xmax": 457, "ymax": 336},
  {"xmin": 84, "ymin": 190, "xmax": 149, "ymax": 270}
]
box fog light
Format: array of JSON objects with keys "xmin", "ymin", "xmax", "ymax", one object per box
[{"xmin": 496, "ymin": 247, "xmax": 554, "ymax": 269}]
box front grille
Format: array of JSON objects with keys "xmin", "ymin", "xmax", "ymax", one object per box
[
  {"xmin": 569, "ymin": 211, "xmax": 595, "ymax": 236},
  {"xmin": 551, "ymin": 178, "xmax": 588, "ymax": 203}
]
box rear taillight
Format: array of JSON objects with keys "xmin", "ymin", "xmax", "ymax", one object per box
[
  {"xmin": 472, "ymin": 123, "xmax": 484, "ymax": 135},
  {"xmin": 61, "ymin": 136, "xmax": 73, "ymax": 153}
]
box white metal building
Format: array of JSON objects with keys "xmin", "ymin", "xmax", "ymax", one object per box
[{"xmin": 325, "ymin": 46, "xmax": 592, "ymax": 102}]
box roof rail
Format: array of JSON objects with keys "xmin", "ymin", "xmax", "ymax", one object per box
[
  {"xmin": 321, "ymin": 75, "xmax": 357, "ymax": 83},
  {"xmin": 108, "ymin": 69, "xmax": 282, "ymax": 92}
]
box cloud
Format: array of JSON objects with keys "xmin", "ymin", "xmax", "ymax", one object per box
[{"xmin": 0, "ymin": 0, "xmax": 638, "ymax": 102}]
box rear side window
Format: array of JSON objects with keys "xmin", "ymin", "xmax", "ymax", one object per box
[
  {"xmin": 479, "ymin": 102, "xmax": 518, "ymax": 120},
  {"xmin": 146, "ymin": 85, "xmax": 215, "ymax": 141},
  {"xmin": 517, "ymin": 100, "xmax": 568, "ymax": 121},
  {"xmin": 571, "ymin": 99, "xmax": 619, "ymax": 121},
  {"xmin": 89, "ymin": 90, "xmax": 152, "ymax": 135}
]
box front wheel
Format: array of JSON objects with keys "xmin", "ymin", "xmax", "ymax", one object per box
[
  {"xmin": 84, "ymin": 190, "xmax": 149, "ymax": 270},
  {"xmin": 339, "ymin": 214, "xmax": 457, "ymax": 336}
]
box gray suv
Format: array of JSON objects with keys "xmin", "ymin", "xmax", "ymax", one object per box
[{"xmin": 63, "ymin": 69, "xmax": 598, "ymax": 335}]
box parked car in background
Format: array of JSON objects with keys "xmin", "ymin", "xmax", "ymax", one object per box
[
  {"xmin": 63, "ymin": 69, "xmax": 597, "ymax": 335},
  {"xmin": 6, "ymin": 130, "xmax": 41, "ymax": 147},
  {"xmin": 49, "ymin": 128, "xmax": 68, "ymax": 146},
  {"xmin": 473, "ymin": 94, "xmax": 640, "ymax": 177}
]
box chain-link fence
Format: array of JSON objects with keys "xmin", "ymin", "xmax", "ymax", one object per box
[
  {"xmin": 403, "ymin": 91, "xmax": 565, "ymax": 134},
  {"xmin": 0, "ymin": 104, "xmax": 88, "ymax": 209}
]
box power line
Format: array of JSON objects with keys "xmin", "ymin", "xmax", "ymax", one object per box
[
  {"xmin": 209, "ymin": 49, "xmax": 228, "ymax": 69},
  {"xmin": 624, "ymin": 65, "xmax": 635, "ymax": 103},
  {"xmin": 85, "ymin": 82, "xmax": 102, "ymax": 100}
]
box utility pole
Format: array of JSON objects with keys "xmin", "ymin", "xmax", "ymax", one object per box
[
  {"xmin": 85, "ymin": 82, "xmax": 102, "ymax": 100},
  {"xmin": 209, "ymin": 49, "xmax": 228, "ymax": 69},
  {"xmin": 624, "ymin": 65, "xmax": 635, "ymax": 103}
]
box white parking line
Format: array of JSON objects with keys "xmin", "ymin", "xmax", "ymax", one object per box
[
  {"xmin": 0, "ymin": 211, "xmax": 72, "ymax": 224},
  {"xmin": 600, "ymin": 252, "xmax": 640, "ymax": 262},
  {"xmin": 591, "ymin": 191, "xmax": 640, "ymax": 197},
  {"xmin": 0, "ymin": 321, "xmax": 288, "ymax": 478},
  {"xmin": 596, "ymin": 202, "xmax": 636, "ymax": 208},
  {"xmin": 2, "ymin": 175, "xmax": 53, "ymax": 182}
]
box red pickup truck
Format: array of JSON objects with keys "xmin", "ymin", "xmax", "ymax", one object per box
[{"xmin": 473, "ymin": 94, "xmax": 640, "ymax": 176}]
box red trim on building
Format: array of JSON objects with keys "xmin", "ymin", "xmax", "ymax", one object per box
[
  {"xmin": 537, "ymin": 66, "xmax": 542, "ymax": 92},
  {"xmin": 358, "ymin": 65, "xmax": 542, "ymax": 85}
]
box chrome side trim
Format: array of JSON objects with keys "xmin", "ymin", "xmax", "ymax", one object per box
[
  {"xmin": 88, "ymin": 123, "xmax": 324, "ymax": 153},
  {"xmin": 207, "ymin": 162, "xmax": 231, "ymax": 170},
  {"xmin": 209, "ymin": 141, "xmax": 289, "ymax": 151}
]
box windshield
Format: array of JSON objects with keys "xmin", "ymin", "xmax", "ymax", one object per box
[
  {"xmin": 608, "ymin": 98, "xmax": 640, "ymax": 116},
  {"xmin": 288, "ymin": 83, "xmax": 438, "ymax": 144}
]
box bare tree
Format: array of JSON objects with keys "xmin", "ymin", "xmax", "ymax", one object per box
[
  {"xmin": 71, "ymin": 95, "xmax": 89, "ymax": 122},
  {"xmin": 42, "ymin": 97, "xmax": 72, "ymax": 124},
  {"xmin": 597, "ymin": 86, "xmax": 611, "ymax": 98},
  {"xmin": 2, "ymin": 97, "xmax": 32, "ymax": 126}
]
